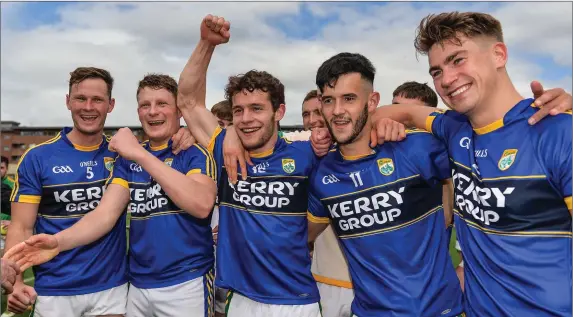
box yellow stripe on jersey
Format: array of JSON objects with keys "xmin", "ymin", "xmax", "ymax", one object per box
[
  {"xmin": 313, "ymin": 274, "xmax": 353, "ymax": 289},
  {"xmin": 186, "ymin": 169, "xmax": 202, "ymax": 176},
  {"xmin": 219, "ymin": 202, "xmax": 306, "ymax": 216},
  {"xmin": 405, "ymin": 128, "xmax": 431, "ymax": 135},
  {"xmin": 208, "ymin": 126, "xmax": 223, "ymax": 153},
  {"xmin": 130, "ymin": 210, "xmax": 185, "ymax": 220},
  {"xmin": 11, "ymin": 133, "xmax": 62, "ymax": 202},
  {"xmin": 307, "ymin": 211, "xmax": 330, "ymax": 224},
  {"xmin": 43, "ymin": 178, "xmax": 110, "ymax": 188},
  {"xmin": 454, "ymin": 209, "xmax": 572, "ymax": 237},
  {"xmin": 17, "ymin": 195, "xmax": 41, "ymax": 204},
  {"xmin": 473, "ymin": 118, "xmax": 504, "ymax": 135},
  {"xmin": 110, "ymin": 178, "xmax": 129, "ymax": 189},
  {"xmin": 72, "ymin": 141, "xmax": 102, "ymax": 152},
  {"xmin": 565, "ymin": 196, "xmax": 572, "ymax": 210},
  {"xmin": 341, "ymin": 151, "xmax": 375, "ymax": 161},
  {"xmin": 150, "ymin": 143, "xmax": 169, "ymax": 151},
  {"xmin": 205, "ymin": 268, "xmax": 215, "ymax": 317},
  {"xmin": 192, "ymin": 144, "xmax": 216, "ymax": 182},
  {"xmin": 322, "ymin": 174, "xmax": 420, "ymax": 201},
  {"xmin": 425, "ymin": 115, "xmax": 436, "ymax": 133},
  {"xmin": 250, "ymin": 147, "xmax": 274, "ymax": 158}
]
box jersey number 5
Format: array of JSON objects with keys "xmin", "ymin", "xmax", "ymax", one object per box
[{"xmin": 86, "ymin": 166, "xmax": 94, "ymax": 179}]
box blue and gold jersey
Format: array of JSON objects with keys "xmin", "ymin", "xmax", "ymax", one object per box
[
  {"xmin": 109, "ymin": 141, "xmax": 215, "ymax": 289},
  {"xmin": 208, "ymin": 127, "xmax": 320, "ymax": 305},
  {"xmin": 308, "ymin": 130, "xmax": 463, "ymax": 317},
  {"xmin": 426, "ymin": 98, "xmax": 572, "ymax": 317},
  {"xmin": 10, "ymin": 127, "xmax": 127, "ymax": 296}
]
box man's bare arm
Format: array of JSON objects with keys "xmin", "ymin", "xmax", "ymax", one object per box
[
  {"xmin": 372, "ymin": 104, "xmax": 437, "ymax": 132},
  {"xmin": 135, "ymin": 150, "xmax": 216, "ymax": 218},
  {"xmin": 177, "ymin": 15, "xmax": 230, "ymax": 148},
  {"xmin": 4, "ymin": 202, "xmax": 38, "ymax": 283},
  {"xmin": 177, "ymin": 39, "xmax": 220, "ymax": 148},
  {"xmin": 55, "ymin": 184, "xmax": 129, "ymax": 251}
]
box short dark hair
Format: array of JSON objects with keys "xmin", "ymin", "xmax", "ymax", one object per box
[
  {"xmin": 303, "ymin": 90, "xmax": 319, "ymax": 103},
  {"xmin": 69, "ymin": 67, "xmax": 114, "ymax": 99},
  {"xmin": 415, "ymin": 12, "xmax": 504, "ymax": 55},
  {"xmin": 137, "ymin": 74, "xmax": 178, "ymax": 101},
  {"xmin": 316, "ymin": 53, "xmax": 375, "ymax": 93},
  {"xmin": 225, "ymin": 70, "xmax": 285, "ymax": 111},
  {"xmin": 393, "ymin": 81, "xmax": 438, "ymax": 107},
  {"xmin": 1, "ymin": 156, "xmax": 8, "ymax": 166},
  {"xmin": 211, "ymin": 100, "xmax": 232, "ymax": 122}
]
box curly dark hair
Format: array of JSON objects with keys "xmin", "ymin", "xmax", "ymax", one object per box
[
  {"xmin": 316, "ymin": 53, "xmax": 375, "ymax": 93},
  {"xmin": 224, "ymin": 70, "xmax": 285, "ymax": 111},
  {"xmin": 137, "ymin": 74, "xmax": 178, "ymax": 101},
  {"xmin": 415, "ymin": 12, "xmax": 504, "ymax": 55}
]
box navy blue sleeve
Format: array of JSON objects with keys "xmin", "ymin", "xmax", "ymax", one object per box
[
  {"xmin": 403, "ymin": 131, "xmax": 451, "ymax": 186},
  {"xmin": 426, "ymin": 109, "xmax": 466, "ymax": 149},
  {"xmin": 207, "ymin": 126, "xmax": 227, "ymax": 186},
  {"xmin": 536, "ymin": 113, "xmax": 572, "ymax": 208}
]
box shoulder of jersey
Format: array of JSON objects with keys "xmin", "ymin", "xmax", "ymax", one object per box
[
  {"xmin": 283, "ymin": 137, "xmax": 312, "ymax": 150},
  {"xmin": 529, "ymin": 108, "xmax": 572, "ymax": 134},
  {"xmin": 434, "ymin": 108, "xmax": 467, "ymax": 122},
  {"xmin": 186, "ymin": 143, "xmax": 211, "ymax": 156},
  {"xmin": 21, "ymin": 133, "xmax": 63, "ymax": 159}
]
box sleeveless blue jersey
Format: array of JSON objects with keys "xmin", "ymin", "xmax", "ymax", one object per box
[
  {"xmin": 426, "ymin": 99, "xmax": 572, "ymax": 317},
  {"xmin": 308, "ymin": 130, "xmax": 463, "ymax": 317},
  {"xmin": 10, "ymin": 127, "xmax": 127, "ymax": 296},
  {"xmin": 109, "ymin": 141, "xmax": 215, "ymax": 289},
  {"xmin": 208, "ymin": 127, "xmax": 320, "ymax": 305}
]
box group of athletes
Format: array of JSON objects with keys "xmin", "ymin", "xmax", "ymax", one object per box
[{"xmin": 0, "ymin": 9, "xmax": 572, "ymax": 317}]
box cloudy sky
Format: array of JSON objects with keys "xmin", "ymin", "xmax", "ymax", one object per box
[{"xmin": 1, "ymin": 1, "xmax": 571, "ymax": 127}]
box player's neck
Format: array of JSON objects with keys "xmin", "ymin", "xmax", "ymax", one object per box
[
  {"xmin": 248, "ymin": 131, "xmax": 279, "ymax": 158},
  {"xmin": 67, "ymin": 128, "xmax": 103, "ymax": 148},
  {"xmin": 338, "ymin": 128, "xmax": 372, "ymax": 159},
  {"xmin": 468, "ymin": 74, "xmax": 523, "ymax": 129}
]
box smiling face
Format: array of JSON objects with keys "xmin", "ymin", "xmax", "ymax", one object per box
[
  {"xmin": 302, "ymin": 97, "xmax": 325, "ymax": 130},
  {"xmin": 66, "ymin": 78, "xmax": 114, "ymax": 136},
  {"xmin": 320, "ymin": 73, "xmax": 377, "ymax": 145},
  {"xmin": 137, "ymin": 87, "xmax": 180, "ymax": 145},
  {"xmin": 231, "ymin": 89, "xmax": 284, "ymax": 152},
  {"xmin": 428, "ymin": 36, "xmax": 506, "ymax": 115}
]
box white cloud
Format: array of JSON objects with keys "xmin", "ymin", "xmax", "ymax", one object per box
[{"xmin": 1, "ymin": 2, "xmax": 571, "ymax": 127}]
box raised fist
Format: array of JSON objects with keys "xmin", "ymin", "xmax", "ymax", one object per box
[
  {"xmin": 200, "ymin": 14, "xmax": 231, "ymax": 46},
  {"xmin": 109, "ymin": 127, "xmax": 145, "ymax": 161}
]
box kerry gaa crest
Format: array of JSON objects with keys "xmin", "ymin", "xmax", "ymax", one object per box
[
  {"xmin": 282, "ymin": 158, "xmax": 295, "ymax": 174},
  {"xmin": 498, "ymin": 149, "xmax": 517, "ymax": 171},
  {"xmin": 104, "ymin": 157, "xmax": 114, "ymax": 172},
  {"xmin": 377, "ymin": 158, "xmax": 394, "ymax": 176}
]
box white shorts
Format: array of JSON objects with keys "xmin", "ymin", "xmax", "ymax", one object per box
[
  {"xmin": 127, "ymin": 271, "xmax": 215, "ymax": 317},
  {"xmin": 317, "ymin": 282, "xmax": 354, "ymax": 317},
  {"xmin": 214, "ymin": 287, "xmax": 228, "ymax": 314},
  {"xmin": 225, "ymin": 291, "xmax": 321, "ymax": 317},
  {"xmin": 33, "ymin": 283, "xmax": 128, "ymax": 317}
]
